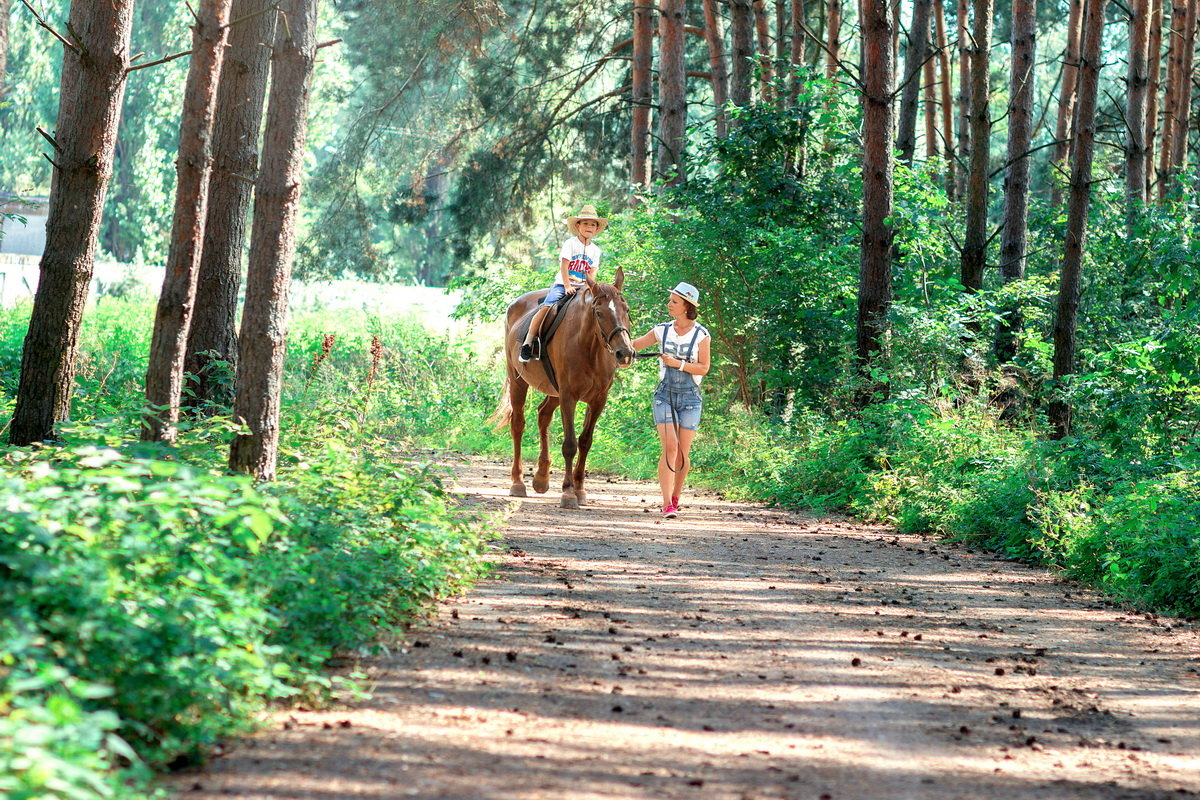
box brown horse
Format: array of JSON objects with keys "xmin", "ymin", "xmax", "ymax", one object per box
[{"xmin": 494, "ymin": 268, "xmax": 635, "ymax": 508}]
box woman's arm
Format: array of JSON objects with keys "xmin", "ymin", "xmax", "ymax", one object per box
[
  {"xmin": 630, "ymin": 329, "xmax": 658, "ymax": 350},
  {"xmin": 664, "ymin": 335, "xmax": 710, "ymax": 376}
]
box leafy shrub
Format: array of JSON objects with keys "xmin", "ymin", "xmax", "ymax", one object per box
[
  {"xmin": 0, "ymin": 429, "xmax": 496, "ymax": 793},
  {"xmin": 0, "ymin": 446, "xmax": 287, "ymax": 766}
]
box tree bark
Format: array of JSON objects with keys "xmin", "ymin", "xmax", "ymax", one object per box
[
  {"xmin": 923, "ymin": 26, "xmax": 939, "ymax": 162},
  {"xmin": 935, "ymin": 0, "xmax": 955, "ymax": 194},
  {"xmin": 1126, "ymin": 0, "xmax": 1152, "ymax": 210},
  {"xmin": 1166, "ymin": 0, "xmax": 1198, "ymax": 197},
  {"xmin": 9, "ymin": 0, "xmax": 135, "ymax": 446},
  {"xmin": 184, "ymin": 0, "xmax": 278, "ymax": 412},
  {"xmin": 896, "ymin": 0, "xmax": 932, "ymax": 165},
  {"xmin": 1050, "ymin": 0, "xmax": 1108, "ymax": 440},
  {"xmin": 959, "ymin": 0, "xmax": 993, "ymax": 293},
  {"xmin": 229, "ymin": 0, "xmax": 320, "ymax": 480},
  {"xmin": 753, "ymin": 0, "xmax": 774, "ymax": 101},
  {"xmin": 1050, "ymin": 0, "xmax": 1083, "ymax": 206},
  {"xmin": 632, "ymin": 0, "xmax": 655, "ymax": 185},
  {"xmin": 996, "ymin": 0, "xmax": 1036, "ymax": 363},
  {"xmin": 824, "ymin": 0, "xmax": 842, "ymax": 82},
  {"xmin": 730, "ymin": 0, "xmax": 756, "ymax": 108},
  {"xmin": 1157, "ymin": 0, "xmax": 1186, "ymax": 199},
  {"xmin": 0, "ymin": 0, "xmax": 10, "ymax": 102},
  {"xmin": 856, "ymin": 0, "xmax": 895, "ymax": 407},
  {"xmin": 143, "ymin": 0, "xmax": 232, "ymax": 442},
  {"xmin": 655, "ymin": 0, "xmax": 687, "ymax": 185},
  {"xmin": 702, "ymin": 0, "xmax": 730, "ymax": 137},
  {"xmin": 789, "ymin": 0, "xmax": 807, "ymax": 107},
  {"xmin": 954, "ymin": 0, "xmax": 972, "ymax": 199},
  {"xmin": 1145, "ymin": 0, "xmax": 1163, "ymax": 196}
]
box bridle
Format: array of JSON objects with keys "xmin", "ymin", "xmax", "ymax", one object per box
[{"xmin": 588, "ymin": 289, "xmax": 632, "ymax": 356}]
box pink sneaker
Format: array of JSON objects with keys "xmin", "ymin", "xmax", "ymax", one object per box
[
  {"xmin": 671, "ymin": 495, "xmax": 680, "ymax": 510},
  {"xmin": 662, "ymin": 504, "xmax": 677, "ymax": 519}
]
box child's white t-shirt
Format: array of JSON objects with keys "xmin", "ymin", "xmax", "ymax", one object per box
[
  {"xmin": 655, "ymin": 321, "xmax": 710, "ymax": 386},
  {"xmin": 555, "ymin": 236, "xmax": 601, "ymax": 286}
]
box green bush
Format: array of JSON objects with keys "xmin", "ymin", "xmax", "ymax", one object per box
[{"xmin": 0, "ymin": 426, "xmax": 496, "ymax": 793}]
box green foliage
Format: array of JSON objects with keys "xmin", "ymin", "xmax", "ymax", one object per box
[
  {"xmin": 0, "ymin": 666, "xmax": 144, "ymax": 800},
  {"xmin": 0, "ymin": 301, "xmax": 499, "ymax": 795},
  {"xmin": 0, "ymin": 445, "xmax": 290, "ymax": 767}
]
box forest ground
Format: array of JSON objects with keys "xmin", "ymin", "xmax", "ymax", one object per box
[{"xmin": 168, "ymin": 455, "xmax": 1200, "ymax": 799}]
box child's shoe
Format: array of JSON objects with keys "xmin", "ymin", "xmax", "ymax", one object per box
[{"xmin": 518, "ymin": 342, "xmax": 534, "ymax": 362}]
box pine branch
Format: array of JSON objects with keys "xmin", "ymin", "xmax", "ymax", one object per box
[{"xmin": 19, "ymin": 0, "xmax": 80, "ymax": 53}]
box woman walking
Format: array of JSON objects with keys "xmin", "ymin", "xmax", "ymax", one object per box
[{"xmin": 630, "ymin": 282, "xmax": 711, "ymax": 518}]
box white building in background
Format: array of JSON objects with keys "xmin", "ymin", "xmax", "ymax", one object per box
[{"xmin": 0, "ymin": 197, "xmax": 49, "ymax": 256}]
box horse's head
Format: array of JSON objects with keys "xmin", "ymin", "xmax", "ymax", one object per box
[{"xmin": 585, "ymin": 267, "xmax": 635, "ymax": 367}]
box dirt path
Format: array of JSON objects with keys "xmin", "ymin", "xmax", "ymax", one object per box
[{"xmin": 169, "ymin": 456, "xmax": 1200, "ymax": 799}]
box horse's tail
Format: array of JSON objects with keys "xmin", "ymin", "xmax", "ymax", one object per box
[{"xmin": 489, "ymin": 374, "xmax": 512, "ymax": 431}]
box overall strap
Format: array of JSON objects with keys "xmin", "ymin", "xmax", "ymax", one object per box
[
  {"xmin": 659, "ymin": 322, "xmax": 672, "ymax": 354},
  {"xmin": 681, "ymin": 325, "xmax": 702, "ymax": 362}
]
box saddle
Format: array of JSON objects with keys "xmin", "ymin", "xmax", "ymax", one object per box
[{"xmin": 516, "ymin": 290, "xmax": 580, "ymax": 390}]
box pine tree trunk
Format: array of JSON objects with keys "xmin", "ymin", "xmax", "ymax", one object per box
[
  {"xmin": 954, "ymin": 0, "xmax": 971, "ymax": 199},
  {"xmin": 1050, "ymin": 0, "xmax": 1083, "ymax": 206},
  {"xmin": 923, "ymin": 30, "xmax": 939, "ymax": 161},
  {"xmin": 655, "ymin": 0, "xmax": 688, "ymax": 185},
  {"xmin": 229, "ymin": 0, "xmax": 320, "ymax": 480},
  {"xmin": 935, "ymin": 0, "xmax": 955, "ymax": 194},
  {"xmin": 730, "ymin": 0, "xmax": 756, "ymax": 108},
  {"xmin": 824, "ymin": 0, "xmax": 842, "ymax": 82},
  {"xmin": 789, "ymin": 0, "xmax": 807, "ymax": 107},
  {"xmin": 184, "ymin": 0, "xmax": 278, "ymax": 412},
  {"xmin": 960, "ymin": 0, "xmax": 993, "ymax": 293},
  {"xmin": 753, "ymin": 0, "xmax": 774, "ymax": 101},
  {"xmin": 702, "ymin": 0, "xmax": 730, "ymax": 137},
  {"xmin": 143, "ymin": 0, "xmax": 233, "ymax": 442},
  {"xmin": 0, "ymin": 0, "xmax": 10, "ymax": 102},
  {"xmin": 1050, "ymin": 0, "xmax": 1109, "ymax": 440},
  {"xmin": 856, "ymin": 0, "xmax": 896, "ymax": 407},
  {"xmin": 896, "ymin": 0, "xmax": 932, "ymax": 165},
  {"xmin": 632, "ymin": 0, "xmax": 655, "ymax": 184},
  {"xmin": 1126, "ymin": 0, "xmax": 1152, "ymax": 209},
  {"xmin": 996, "ymin": 0, "xmax": 1036, "ymax": 363},
  {"xmin": 9, "ymin": 0, "xmax": 135, "ymax": 446},
  {"xmin": 1167, "ymin": 0, "xmax": 1198, "ymax": 195},
  {"xmin": 1145, "ymin": 0, "xmax": 1163, "ymax": 196},
  {"xmin": 1158, "ymin": 0, "xmax": 1186, "ymax": 199}
]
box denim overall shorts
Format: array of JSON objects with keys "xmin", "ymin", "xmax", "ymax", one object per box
[{"xmin": 652, "ymin": 324, "xmax": 702, "ymax": 430}]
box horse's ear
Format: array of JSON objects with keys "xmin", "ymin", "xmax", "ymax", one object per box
[
  {"xmin": 613, "ymin": 265, "xmax": 625, "ymax": 291},
  {"xmin": 585, "ymin": 271, "xmax": 598, "ymax": 291}
]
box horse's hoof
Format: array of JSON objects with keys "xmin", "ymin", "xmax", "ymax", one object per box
[
  {"xmin": 560, "ymin": 494, "xmax": 580, "ymax": 509},
  {"xmin": 510, "ymin": 484, "xmax": 527, "ymax": 497},
  {"xmin": 574, "ymin": 490, "xmax": 588, "ymax": 506},
  {"xmin": 532, "ymin": 477, "xmax": 550, "ymax": 494}
]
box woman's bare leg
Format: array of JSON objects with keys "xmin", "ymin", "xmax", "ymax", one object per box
[
  {"xmin": 656, "ymin": 423, "xmax": 680, "ymax": 507},
  {"xmin": 671, "ymin": 427, "xmax": 697, "ymax": 503}
]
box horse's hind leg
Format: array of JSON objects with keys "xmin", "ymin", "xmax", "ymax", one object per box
[
  {"xmin": 508, "ymin": 376, "xmax": 531, "ymax": 497},
  {"xmin": 532, "ymin": 395, "xmax": 558, "ymax": 494}
]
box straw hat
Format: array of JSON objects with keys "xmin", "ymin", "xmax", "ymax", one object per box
[
  {"xmin": 669, "ymin": 281, "xmax": 700, "ymax": 308},
  {"xmin": 566, "ymin": 204, "xmax": 609, "ymax": 236}
]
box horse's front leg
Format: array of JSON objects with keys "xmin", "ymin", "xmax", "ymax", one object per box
[
  {"xmin": 508, "ymin": 376, "xmax": 530, "ymax": 497},
  {"xmin": 558, "ymin": 394, "xmax": 580, "ymax": 509},
  {"xmin": 532, "ymin": 395, "xmax": 558, "ymax": 494},
  {"xmin": 572, "ymin": 396, "xmax": 607, "ymax": 507}
]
